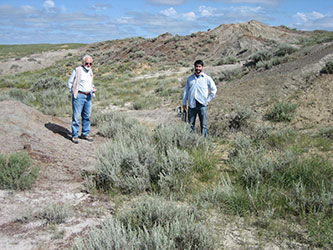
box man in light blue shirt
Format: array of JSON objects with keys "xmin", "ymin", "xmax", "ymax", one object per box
[{"xmin": 182, "ymin": 60, "xmax": 217, "ymax": 137}]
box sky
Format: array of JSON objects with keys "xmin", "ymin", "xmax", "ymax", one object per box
[{"xmin": 0, "ymin": 0, "xmax": 332, "ymax": 44}]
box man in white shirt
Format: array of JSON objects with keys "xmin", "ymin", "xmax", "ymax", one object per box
[
  {"xmin": 67, "ymin": 55, "xmax": 96, "ymax": 144},
  {"xmin": 182, "ymin": 60, "xmax": 217, "ymax": 137}
]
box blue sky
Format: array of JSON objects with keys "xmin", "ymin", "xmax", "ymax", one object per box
[{"xmin": 1, "ymin": 0, "xmax": 332, "ymax": 44}]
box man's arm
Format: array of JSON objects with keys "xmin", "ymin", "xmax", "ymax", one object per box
[
  {"xmin": 67, "ymin": 69, "xmax": 76, "ymax": 93},
  {"xmin": 182, "ymin": 79, "xmax": 189, "ymax": 111},
  {"xmin": 206, "ymin": 77, "xmax": 217, "ymax": 105}
]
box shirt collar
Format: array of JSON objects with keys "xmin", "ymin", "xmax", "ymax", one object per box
[
  {"xmin": 81, "ymin": 65, "xmax": 90, "ymax": 73},
  {"xmin": 194, "ymin": 73, "xmax": 204, "ymax": 78}
]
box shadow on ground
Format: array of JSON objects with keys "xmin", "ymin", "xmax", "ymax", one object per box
[{"xmin": 45, "ymin": 122, "xmax": 71, "ymax": 140}]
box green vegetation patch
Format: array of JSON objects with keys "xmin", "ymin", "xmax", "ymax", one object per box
[
  {"xmin": 0, "ymin": 152, "xmax": 39, "ymax": 190},
  {"xmin": 72, "ymin": 196, "xmax": 214, "ymax": 250},
  {"xmin": 264, "ymin": 101, "xmax": 297, "ymax": 122}
]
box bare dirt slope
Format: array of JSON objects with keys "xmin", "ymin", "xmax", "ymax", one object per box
[
  {"xmin": 0, "ymin": 100, "xmax": 108, "ymax": 249},
  {"xmin": 209, "ymin": 41, "xmax": 333, "ymax": 132}
]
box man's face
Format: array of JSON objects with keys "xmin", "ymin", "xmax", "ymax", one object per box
[
  {"xmin": 194, "ymin": 64, "xmax": 203, "ymax": 75},
  {"xmin": 84, "ymin": 58, "xmax": 93, "ymax": 68}
]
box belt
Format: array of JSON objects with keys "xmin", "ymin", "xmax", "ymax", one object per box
[{"xmin": 78, "ymin": 91, "xmax": 90, "ymax": 95}]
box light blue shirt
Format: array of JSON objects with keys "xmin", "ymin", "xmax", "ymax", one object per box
[{"xmin": 182, "ymin": 72, "xmax": 217, "ymax": 108}]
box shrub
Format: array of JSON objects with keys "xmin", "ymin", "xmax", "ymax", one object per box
[
  {"xmin": 39, "ymin": 88, "xmax": 70, "ymax": 116},
  {"xmin": 250, "ymin": 50, "xmax": 272, "ymax": 64},
  {"xmin": 73, "ymin": 196, "xmax": 214, "ymax": 250},
  {"xmin": 153, "ymin": 122, "xmax": 210, "ymax": 153},
  {"xmin": 95, "ymin": 111, "xmax": 151, "ymax": 142},
  {"xmin": 39, "ymin": 203, "xmax": 72, "ymax": 225},
  {"xmin": 218, "ymin": 68, "xmax": 245, "ymax": 81},
  {"xmin": 30, "ymin": 77, "xmax": 64, "ymax": 92},
  {"xmin": 216, "ymin": 56, "xmax": 236, "ymax": 65},
  {"xmin": 320, "ymin": 61, "xmax": 333, "ymax": 74},
  {"xmin": 318, "ymin": 126, "xmax": 333, "ymax": 139},
  {"xmin": 95, "ymin": 137, "xmax": 156, "ymax": 193},
  {"xmin": 274, "ymin": 44, "xmax": 298, "ymax": 57},
  {"xmin": 229, "ymin": 103, "xmax": 253, "ymax": 130},
  {"xmin": 0, "ymin": 152, "xmax": 39, "ymax": 190},
  {"xmin": 156, "ymin": 147, "xmax": 193, "ymax": 194},
  {"xmin": 0, "ymin": 88, "xmax": 36, "ymax": 105},
  {"xmin": 264, "ymin": 102, "xmax": 297, "ymax": 122}
]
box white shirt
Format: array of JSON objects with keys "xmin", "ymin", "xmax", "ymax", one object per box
[
  {"xmin": 182, "ymin": 72, "xmax": 217, "ymax": 108},
  {"xmin": 67, "ymin": 66, "xmax": 93, "ymax": 93}
]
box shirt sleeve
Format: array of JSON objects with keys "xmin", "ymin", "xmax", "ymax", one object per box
[
  {"xmin": 206, "ymin": 76, "xmax": 217, "ymax": 103},
  {"xmin": 67, "ymin": 69, "xmax": 76, "ymax": 93},
  {"xmin": 182, "ymin": 78, "xmax": 189, "ymax": 106}
]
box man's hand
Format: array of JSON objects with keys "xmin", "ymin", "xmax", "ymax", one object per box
[{"xmin": 183, "ymin": 105, "xmax": 187, "ymax": 112}]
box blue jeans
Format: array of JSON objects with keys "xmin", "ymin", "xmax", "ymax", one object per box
[
  {"xmin": 72, "ymin": 93, "xmax": 92, "ymax": 138},
  {"xmin": 188, "ymin": 100, "xmax": 208, "ymax": 137}
]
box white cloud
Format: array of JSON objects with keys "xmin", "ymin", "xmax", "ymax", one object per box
[
  {"xmin": 43, "ymin": 0, "xmax": 55, "ymax": 9},
  {"xmin": 93, "ymin": 3, "xmax": 113, "ymax": 11},
  {"xmin": 43, "ymin": 0, "xmax": 55, "ymax": 12},
  {"xmin": 199, "ymin": 6, "xmax": 216, "ymax": 17},
  {"xmin": 293, "ymin": 11, "xmax": 333, "ymax": 30},
  {"xmin": 183, "ymin": 12, "xmax": 196, "ymax": 21},
  {"xmin": 147, "ymin": 0, "xmax": 185, "ymax": 6},
  {"xmin": 160, "ymin": 7, "xmax": 177, "ymax": 16}
]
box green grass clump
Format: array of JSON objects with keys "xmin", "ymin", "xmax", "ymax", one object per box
[
  {"xmin": 0, "ymin": 152, "xmax": 39, "ymax": 190},
  {"xmin": 72, "ymin": 196, "xmax": 214, "ymax": 250},
  {"xmin": 264, "ymin": 101, "xmax": 297, "ymax": 122}
]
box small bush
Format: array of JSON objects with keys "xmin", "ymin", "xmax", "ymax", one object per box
[
  {"xmin": 0, "ymin": 152, "xmax": 39, "ymax": 190},
  {"xmin": 39, "ymin": 88, "xmax": 70, "ymax": 116},
  {"xmin": 318, "ymin": 126, "xmax": 333, "ymax": 139},
  {"xmin": 73, "ymin": 196, "xmax": 214, "ymax": 250},
  {"xmin": 264, "ymin": 102, "xmax": 297, "ymax": 122},
  {"xmin": 216, "ymin": 56, "xmax": 236, "ymax": 65},
  {"xmin": 251, "ymin": 50, "xmax": 272, "ymax": 64},
  {"xmin": 30, "ymin": 77, "xmax": 63, "ymax": 92},
  {"xmin": 39, "ymin": 203, "xmax": 72, "ymax": 225},
  {"xmin": 0, "ymin": 88, "xmax": 36, "ymax": 105},
  {"xmin": 274, "ymin": 44, "xmax": 298, "ymax": 57},
  {"xmin": 156, "ymin": 147, "xmax": 193, "ymax": 194},
  {"xmin": 95, "ymin": 137, "xmax": 155, "ymax": 194},
  {"xmin": 153, "ymin": 122, "xmax": 210, "ymax": 153},
  {"xmin": 95, "ymin": 111, "xmax": 151, "ymax": 142},
  {"xmin": 229, "ymin": 104, "xmax": 253, "ymax": 130},
  {"xmin": 320, "ymin": 61, "xmax": 333, "ymax": 74}
]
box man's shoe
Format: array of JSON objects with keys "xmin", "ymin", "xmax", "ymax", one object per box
[
  {"xmin": 81, "ymin": 135, "xmax": 94, "ymax": 142},
  {"xmin": 72, "ymin": 137, "xmax": 79, "ymax": 144}
]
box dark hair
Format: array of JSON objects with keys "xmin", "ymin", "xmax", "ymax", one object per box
[{"xmin": 194, "ymin": 60, "xmax": 204, "ymax": 66}]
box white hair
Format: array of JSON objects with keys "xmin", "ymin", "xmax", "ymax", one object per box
[{"xmin": 82, "ymin": 55, "xmax": 93, "ymax": 64}]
